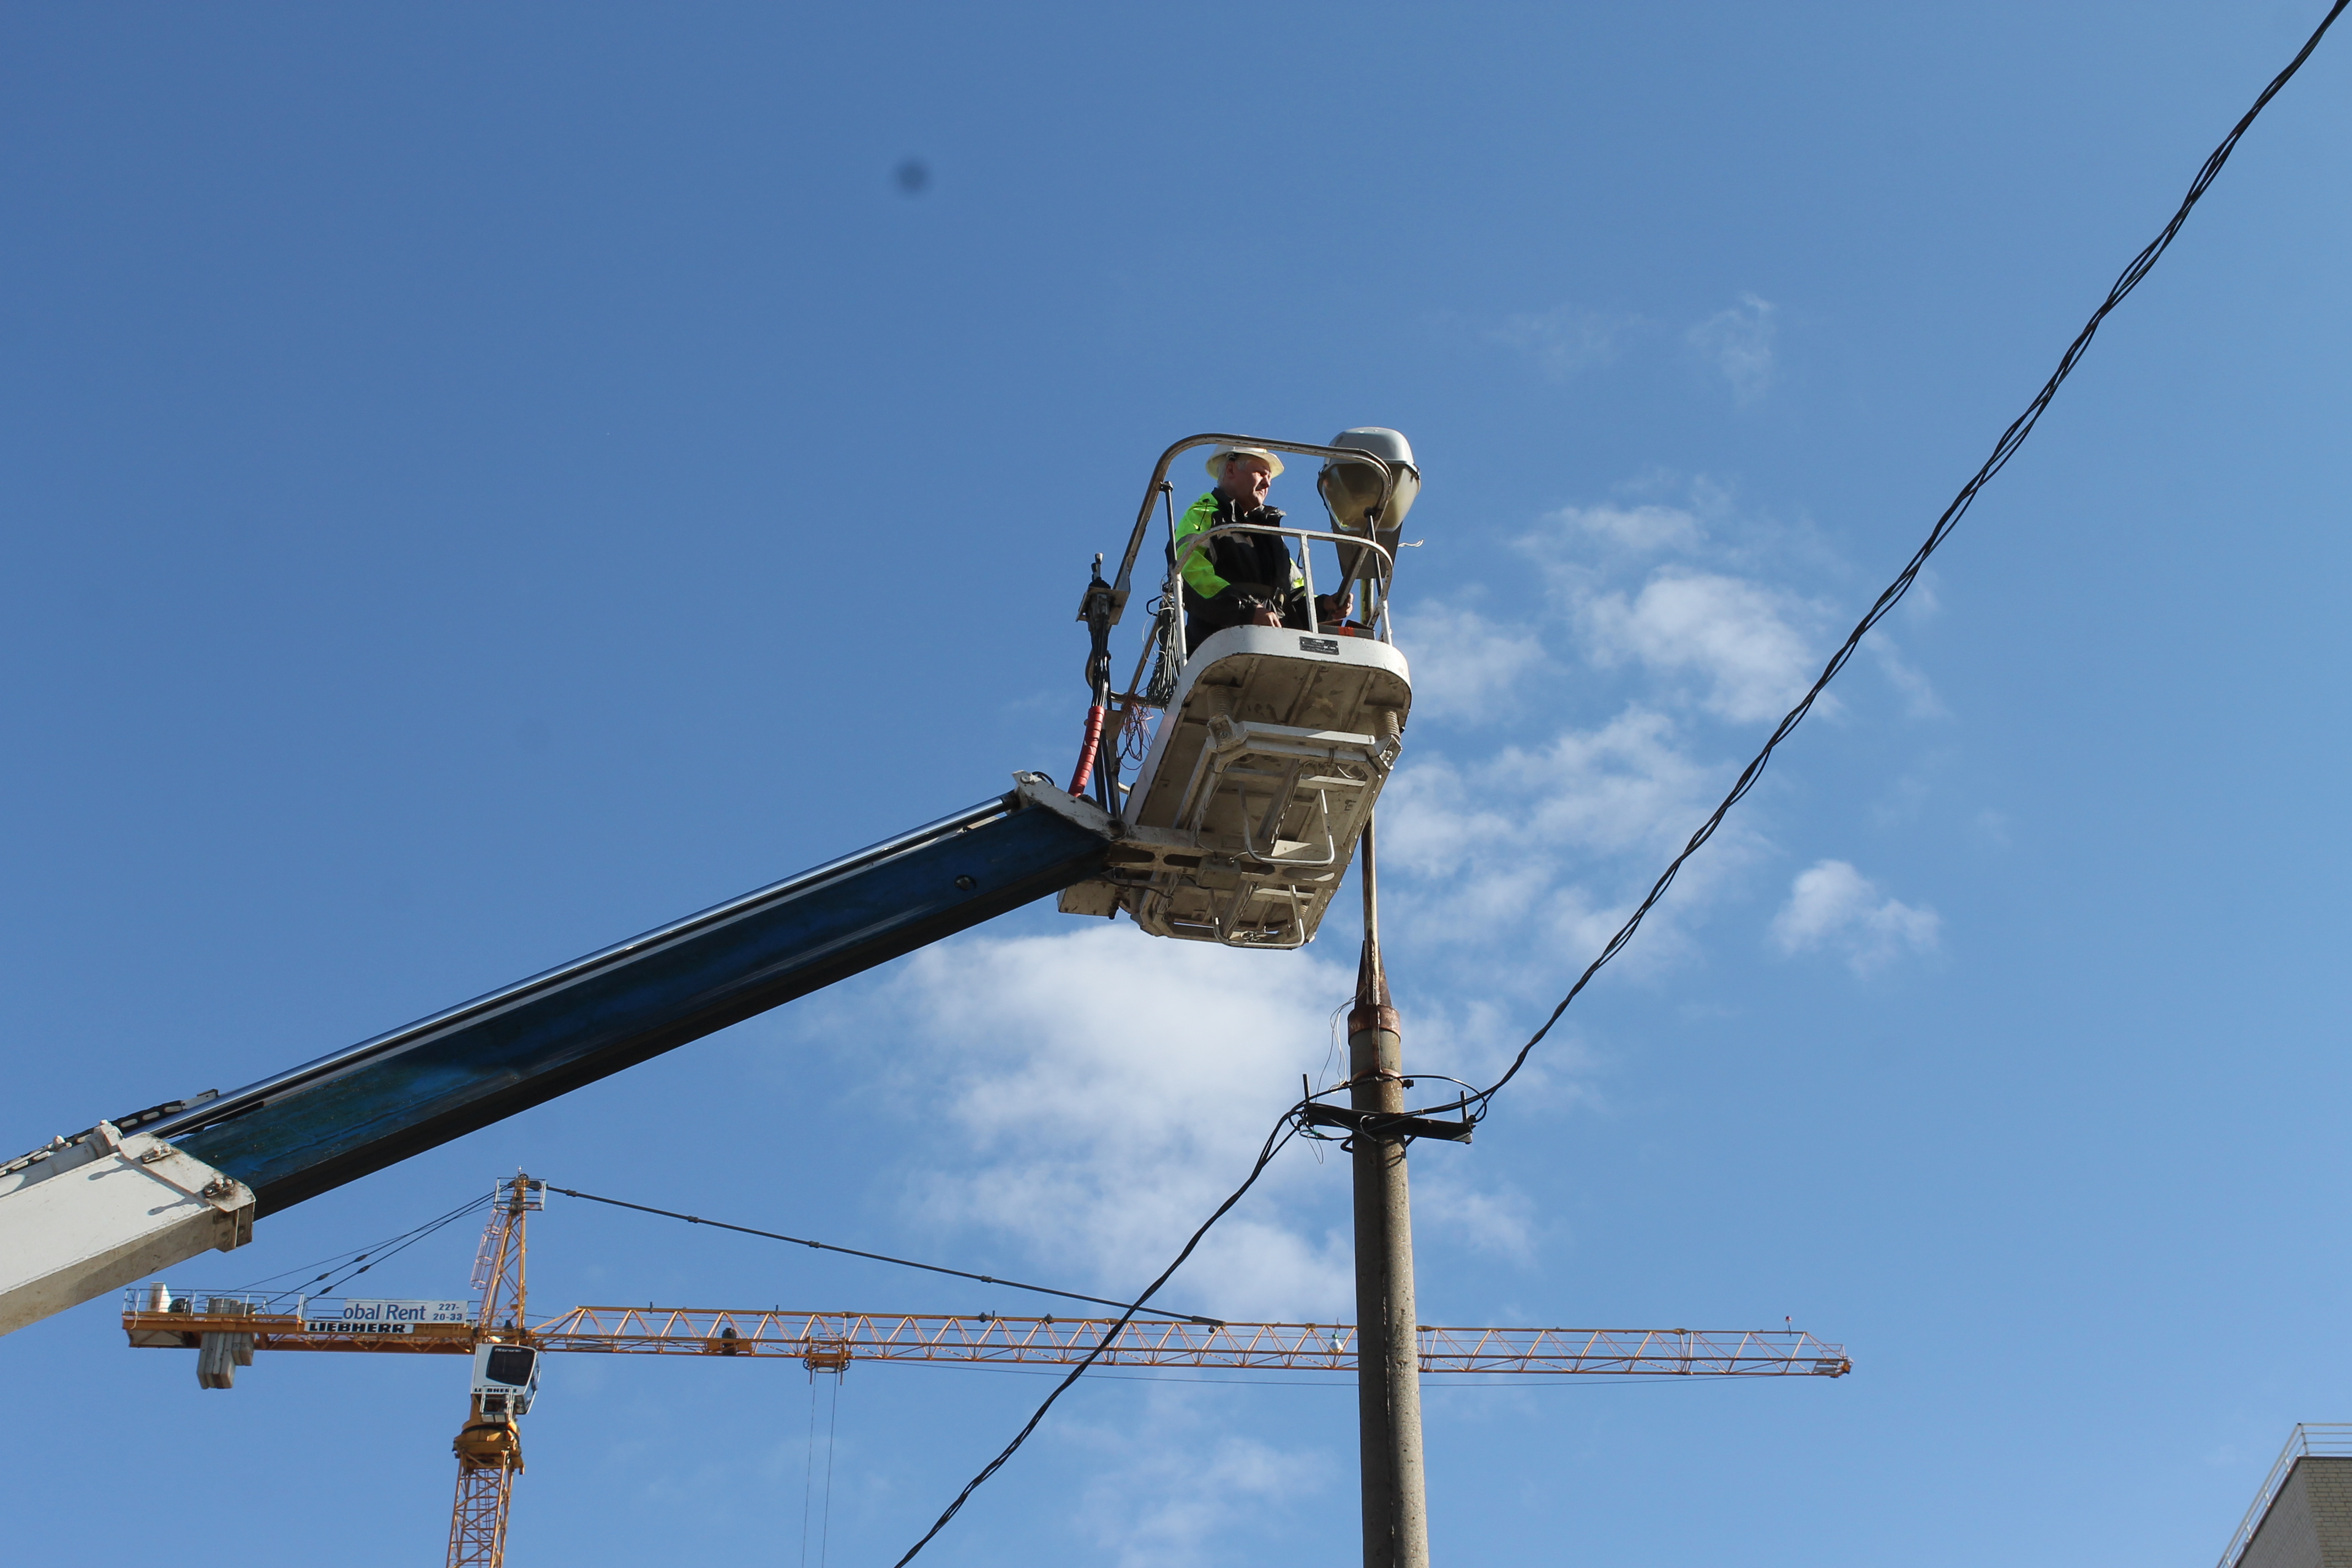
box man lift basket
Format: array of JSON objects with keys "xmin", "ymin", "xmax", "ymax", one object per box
[{"xmin": 1059, "ymin": 428, "xmax": 1420, "ymax": 949}]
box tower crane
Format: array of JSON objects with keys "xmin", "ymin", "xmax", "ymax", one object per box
[{"xmin": 121, "ymin": 1176, "xmax": 1853, "ymax": 1566}]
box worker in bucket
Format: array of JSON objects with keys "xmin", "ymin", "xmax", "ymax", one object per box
[{"xmin": 1177, "ymin": 445, "xmax": 1351, "ymax": 646}]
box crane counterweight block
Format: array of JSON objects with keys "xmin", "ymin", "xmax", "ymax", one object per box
[{"xmin": 1, "ymin": 777, "xmax": 1117, "ymax": 1339}]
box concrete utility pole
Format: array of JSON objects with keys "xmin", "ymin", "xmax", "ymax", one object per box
[{"xmin": 1348, "ymin": 815, "xmax": 1430, "ymax": 1568}]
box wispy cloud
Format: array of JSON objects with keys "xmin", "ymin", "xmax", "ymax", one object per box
[
  {"xmin": 1393, "ymin": 600, "xmax": 1548, "ymax": 723},
  {"xmin": 1579, "ymin": 570, "xmax": 1825, "ymax": 723},
  {"xmin": 1380, "ymin": 704, "xmax": 1757, "ymax": 999},
  {"xmin": 1769, "ymin": 859, "xmax": 1940, "ymax": 974},
  {"xmin": 1412, "ymin": 1171, "xmax": 1537, "ymax": 1262},
  {"xmin": 1483, "ymin": 294, "xmax": 1784, "ymax": 403},
  {"xmin": 1489, "ymin": 303, "xmax": 1643, "ymax": 380},
  {"xmin": 1686, "ymin": 293, "xmax": 1777, "ymax": 404},
  {"xmin": 1868, "ymin": 634, "xmax": 1947, "ymax": 719},
  {"xmin": 786, "ymin": 467, "xmax": 1947, "ymax": 1353},
  {"xmin": 846, "ymin": 927, "xmax": 1356, "ymax": 1321},
  {"xmin": 1545, "ymin": 499, "xmax": 1705, "ymax": 556},
  {"xmin": 1070, "ymin": 1401, "xmax": 1335, "ymax": 1568}
]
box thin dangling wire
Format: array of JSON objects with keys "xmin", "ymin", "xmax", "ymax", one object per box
[
  {"xmin": 799, "ymin": 1375, "xmax": 821, "ymax": 1568},
  {"xmin": 818, "ymin": 1372, "xmax": 841, "ymax": 1567},
  {"xmin": 1138, "ymin": 484, "xmax": 1183, "ymax": 714}
]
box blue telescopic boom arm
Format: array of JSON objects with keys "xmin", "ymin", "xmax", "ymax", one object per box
[
  {"xmin": 167, "ymin": 777, "xmax": 1113, "ymax": 1213},
  {"xmin": 0, "ymin": 777, "xmax": 1113, "ymax": 1335}
]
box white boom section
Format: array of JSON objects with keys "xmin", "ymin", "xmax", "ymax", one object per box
[{"xmin": 0, "ymin": 1121, "xmax": 254, "ymax": 1336}]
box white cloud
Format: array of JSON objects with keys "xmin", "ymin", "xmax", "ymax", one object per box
[
  {"xmin": 1070, "ymin": 1402, "xmax": 1334, "ymax": 1568},
  {"xmin": 1686, "ymin": 293, "xmax": 1778, "ymax": 403},
  {"xmin": 1545, "ymin": 500, "xmax": 1704, "ymax": 555},
  {"xmin": 1768, "ymin": 860, "xmax": 1940, "ymax": 974},
  {"xmin": 1379, "ymin": 705, "xmax": 1758, "ymax": 1004},
  {"xmin": 783, "ymin": 917, "xmax": 1551, "ymax": 1337},
  {"xmin": 1412, "ymin": 1172, "xmax": 1536, "ymax": 1262},
  {"xmin": 1384, "ymin": 707, "xmax": 1711, "ymax": 882},
  {"xmin": 790, "ymin": 459, "xmax": 1947, "ymax": 1344},
  {"xmin": 1868, "ymin": 635, "xmax": 1947, "ymax": 720},
  {"xmin": 863, "ymin": 928, "xmax": 1355, "ymax": 1320},
  {"xmin": 1393, "ymin": 601, "xmax": 1546, "ymax": 723},
  {"xmin": 787, "ymin": 901, "xmax": 1556, "ymax": 1329},
  {"xmin": 1901, "ymin": 568, "xmax": 1944, "ymax": 621},
  {"xmin": 1490, "ymin": 303, "xmax": 1642, "ymax": 379},
  {"xmin": 1580, "ymin": 569, "xmax": 1823, "ymax": 722},
  {"xmin": 1484, "ymin": 708, "xmax": 1722, "ymax": 861}
]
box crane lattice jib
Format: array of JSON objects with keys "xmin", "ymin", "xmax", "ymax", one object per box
[
  {"xmin": 125, "ymin": 1305, "xmax": 1849, "ymax": 1376},
  {"xmin": 531, "ymin": 1309, "xmax": 1852, "ymax": 1375}
]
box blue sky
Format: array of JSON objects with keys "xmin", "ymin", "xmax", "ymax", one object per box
[{"xmin": 5, "ymin": 3, "xmax": 2349, "ymax": 1564}]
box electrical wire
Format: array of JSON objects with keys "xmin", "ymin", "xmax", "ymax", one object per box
[
  {"xmin": 1418, "ymin": 0, "xmax": 2351, "ymax": 1131},
  {"xmin": 304, "ymin": 1195, "xmax": 493, "ymax": 1300},
  {"xmin": 878, "ymin": 11, "xmax": 2352, "ymax": 1558},
  {"xmin": 799, "ymin": 1377, "xmax": 822, "ymax": 1568},
  {"xmin": 232, "ymin": 1191, "xmax": 491, "ymax": 1303},
  {"xmin": 819, "ymin": 1373, "xmax": 840, "ymax": 1568},
  {"xmin": 883, "ymin": 1083, "xmax": 1809, "ymax": 1545},
  {"xmin": 227, "ymin": 1195, "xmax": 481, "ymax": 1293},
  {"xmin": 229, "ymin": 1245, "xmax": 382, "ymax": 1297},
  {"xmin": 887, "ymin": 1116, "xmax": 1302, "ymax": 1566},
  {"xmin": 545, "ymin": 1185, "xmax": 1226, "ymax": 1326}
]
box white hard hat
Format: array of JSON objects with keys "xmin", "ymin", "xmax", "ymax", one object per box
[{"xmin": 1206, "ymin": 445, "xmax": 1284, "ymax": 481}]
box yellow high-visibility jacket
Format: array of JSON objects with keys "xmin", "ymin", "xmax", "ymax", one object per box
[{"xmin": 1174, "ymin": 492, "xmax": 1306, "ymax": 601}]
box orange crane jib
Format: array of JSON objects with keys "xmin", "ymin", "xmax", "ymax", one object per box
[{"xmin": 123, "ymin": 1306, "xmax": 1851, "ymax": 1378}]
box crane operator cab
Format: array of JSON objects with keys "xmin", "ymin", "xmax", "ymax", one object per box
[{"xmin": 1058, "ymin": 429, "xmax": 1419, "ymax": 948}]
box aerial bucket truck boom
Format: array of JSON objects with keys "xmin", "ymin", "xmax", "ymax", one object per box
[
  {"xmin": 0, "ymin": 778, "xmax": 1116, "ymax": 1336},
  {"xmin": 0, "ymin": 426, "xmax": 1420, "ymax": 1340}
]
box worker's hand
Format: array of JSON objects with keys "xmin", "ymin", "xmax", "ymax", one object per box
[
  {"xmin": 1221, "ymin": 585, "xmax": 1283, "ymax": 629},
  {"xmin": 1314, "ymin": 590, "xmax": 1355, "ymax": 624},
  {"xmin": 1242, "ymin": 505, "xmax": 1286, "ymax": 528}
]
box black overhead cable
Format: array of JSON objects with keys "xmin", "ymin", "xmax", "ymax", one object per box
[
  {"xmin": 1449, "ymin": 0, "xmax": 2352, "ymax": 1125},
  {"xmin": 888, "ymin": 1119, "xmax": 1300, "ymax": 1567},
  {"xmin": 302, "ymin": 1193, "xmax": 494, "ymax": 1301},
  {"xmin": 881, "ymin": 7, "xmax": 2350, "ymax": 1559},
  {"xmin": 232, "ymin": 1191, "xmax": 492, "ymax": 1303},
  {"xmin": 544, "ymin": 1185, "xmax": 1227, "ymax": 1326}
]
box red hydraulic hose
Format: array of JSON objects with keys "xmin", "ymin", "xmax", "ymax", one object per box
[{"xmin": 1068, "ymin": 704, "xmax": 1107, "ymax": 796}]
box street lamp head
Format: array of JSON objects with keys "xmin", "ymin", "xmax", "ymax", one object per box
[{"xmin": 1317, "ymin": 428, "xmax": 1419, "ymax": 581}]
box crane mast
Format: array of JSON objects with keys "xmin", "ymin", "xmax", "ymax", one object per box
[{"xmin": 447, "ymin": 1175, "xmax": 539, "ymax": 1568}]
